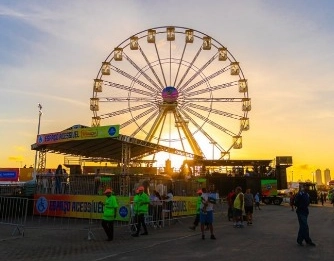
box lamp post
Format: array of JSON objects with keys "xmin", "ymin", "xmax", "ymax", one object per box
[
  {"xmin": 33, "ymin": 103, "xmax": 42, "ymax": 178},
  {"xmin": 291, "ymin": 171, "xmax": 293, "ymax": 182}
]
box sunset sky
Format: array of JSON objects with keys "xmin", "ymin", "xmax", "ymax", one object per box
[{"xmin": 1, "ymin": 0, "xmax": 333, "ymax": 182}]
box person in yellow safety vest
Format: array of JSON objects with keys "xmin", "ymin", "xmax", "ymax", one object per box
[
  {"xmin": 132, "ymin": 186, "xmax": 150, "ymax": 237},
  {"xmin": 233, "ymin": 186, "xmax": 245, "ymax": 228},
  {"xmin": 189, "ymin": 189, "xmax": 203, "ymax": 230},
  {"xmin": 101, "ymin": 188, "xmax": 118, "ymax": 241}
]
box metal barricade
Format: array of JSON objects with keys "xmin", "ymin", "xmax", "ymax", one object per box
[{"xmin": 0, "ymin": 196, "xmax": 28, "ymax": 239}]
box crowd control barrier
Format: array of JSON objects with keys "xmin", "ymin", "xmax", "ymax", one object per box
[
  {"xmin": 0, "ymin": 196, "xmax": 28, "ymax": 239},
  {"xmin": 1, "ymin": 194, "xmax": 201, "ymax": 242}
]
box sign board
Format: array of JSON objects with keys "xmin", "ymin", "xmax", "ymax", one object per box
[
  {"xmin": 36, "ymin": 125, "xmax": 120, "ymax": 145},
  {"xmin": 0, "ymin": 168, "xmax": 19, "ymax": 182}
]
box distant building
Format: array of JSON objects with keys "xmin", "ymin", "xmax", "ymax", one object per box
[
  {"xmin": 324, "ymin": 168, "xmax": 331, "ymax": 185},
  {"xmin": 315, "ymin": 169, "xmax": 322, "ymax": 185}
]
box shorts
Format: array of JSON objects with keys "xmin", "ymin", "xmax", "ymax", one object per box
[
  {"xmin": 233, "ymin": 208, "xmax": 243, "ymax": 218},
  {"xmin": 245, "ymin": 206, "xmax": 253, "ymax": 214},
  {"xmin": 200, "ymin": 210, "xmax": 213, "ymax": 224}
]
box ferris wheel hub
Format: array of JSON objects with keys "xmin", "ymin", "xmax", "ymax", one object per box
[{"xmin": 162, "ymin": 86, "xmax": 179, "ymax": 103}]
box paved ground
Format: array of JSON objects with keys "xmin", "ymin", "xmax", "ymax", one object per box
[{"xmin": 1, "ymin": 202, "xmax": 333, "ymax": 261}]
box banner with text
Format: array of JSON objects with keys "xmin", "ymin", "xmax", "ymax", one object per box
[{"xmin": 36, "ymin": 125, "xmax": 120, "ymax": 145}]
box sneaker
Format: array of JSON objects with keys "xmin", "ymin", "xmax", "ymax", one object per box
[
  {"xmin": 297, "ymin": 240, "xmax": 303, "ymax": 246},
  {"xmin": 202, "ymin": 235, "xmax": 205, "ymax": 240},
  {"xmin": 306, "ymin": 241, "xmax": 316, "ymax": 247},
  {"xmin": 140, "ymin": 232, "xmax": 148, "ymax": 235},
  {"xmin": 210, "ymin": 235, "xmax": 216, "ymax": 240}
]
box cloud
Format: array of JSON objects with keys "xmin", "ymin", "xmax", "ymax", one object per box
[
  {"xmin": 8, "ymin": 156, "xmax": 24, "ymax": 161},
  {"xmin": 0, "ymin": 88, "xmax": 86, "ymax": 107}
]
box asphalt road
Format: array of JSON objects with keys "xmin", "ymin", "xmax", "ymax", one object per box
[{"xmin": 1, "ymin": 202, "xmax": 333, "ymax": 261}]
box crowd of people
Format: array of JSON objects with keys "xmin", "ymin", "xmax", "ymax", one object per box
[
  {"xmin": 39, "ymin": 164, "xmax": 69, "ymax": 194},
  {"xmin": 100, "ymin": 185, "xmax": 318, "ymax": 246}
]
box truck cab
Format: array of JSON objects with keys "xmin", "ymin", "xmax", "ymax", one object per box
[{"xmin": 299, "ymin": 182, "xmax": 318, "ymax": 204}]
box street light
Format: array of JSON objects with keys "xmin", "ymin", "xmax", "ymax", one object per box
[{"xmin": 33, "ymin": 103, "xmax": 42, "ymax": 179}]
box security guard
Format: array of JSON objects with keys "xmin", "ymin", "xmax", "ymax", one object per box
[
  {"xmin": 132, "ymin": 186, "xmax": 150, "ymax": 237},
  {"xmin": 101, "ymin": 188, "xmax": 118, "ymax": 241}
]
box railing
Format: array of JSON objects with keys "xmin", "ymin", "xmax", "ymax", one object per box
[{"xmin": 0, "ymin": 196, "xmax": 28, "ymax": 239}]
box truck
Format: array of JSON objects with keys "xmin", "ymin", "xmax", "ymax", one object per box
[
  {"xmin": 298, "ymin": 182, "xmax": 318, "ymax": 204},
  {"xmin": 260, "ymin": 179, "xmax": 283, "ymax": 205}
]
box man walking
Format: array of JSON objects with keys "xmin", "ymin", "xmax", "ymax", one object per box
[
  {"xmin": 199, "ymin": 187, "xmax": 216, "ymax": 240},
  {"xmin": 233, "ymin": 186, "xmax": 244, "ymax": 228},
  {"xmin": 294, "ymin": 184, "xmax": 316, "ymax": 246},
  {"xmin": 101, "ymin": 188, "xmax": 118, "ymax": 241},
  {"xmin": 132, "ymin": 186, "xmax": 150, "ymax": 237}
]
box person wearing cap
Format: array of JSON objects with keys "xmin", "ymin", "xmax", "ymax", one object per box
[
  {"xmin": 189, "ymin": 188, "xmax": 202, "ymax": 231},
  {"xmin": 132, "ymin": 186, "xmax": 150, "ymax": 237},
  {"xmin": 101, "ymin": 188, "xmax": 118, "ymax": 241}
]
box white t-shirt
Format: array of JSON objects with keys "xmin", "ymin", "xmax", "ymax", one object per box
[{"xmin": 200, "ymin": 193, "xmax": 214, "ymax": 211}]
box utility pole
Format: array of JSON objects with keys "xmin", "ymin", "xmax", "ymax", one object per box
[{"xmin": 33, "ymin": 103, "xmax": 42, "ymax": 179}]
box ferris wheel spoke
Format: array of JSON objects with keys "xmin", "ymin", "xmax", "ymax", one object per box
[
  {"xmin": 182, "ymin": 66, "xmax": 231, "ymax": 94},
  {"xmin": 185, "ymin": 81, "xmax": 238, "ymax": 97},
  {"xmin": 184, "ymin": 97, "xmax": 245, "ymax": 103},
  {"xmin": 120, "ymin": 106, "xmax": 157, "ymax": 129},
  {"xmin": 185, "ymin": 103, "xmax": 242, "ymax": 120},
  {"xmin": 123, "ymin": 53, "xmax": 161, "ymax": 92},
  {"xmin": 99, "ymin": 97, "xmax": 157, "ymax": 102},
  {"xmin": 104, "ymin": 80, "xmax": 154, "ymax": 97},
  {"xmin": 131, "ymin": 110, "xmax": 159, "ymax": 136},
  {"xmin": 179, "ymin": 109, "xmax": 227, "ymax": 152},
  {"xmin": 173, "ymin": 42, "xmax": 187, "ymax": 87},
  {"xmin": 178, "ymin": 52, "xmax": 218, "ymax": 92},
  {"xmin": 153, "ymin": 42, "xmax": 168, "ymax": 87},
  {"xmin": 110, "ymin": 65, "xmax": 157, "ymax": 94},
  {"xmin": 138, "ymin": 46, "xmax": 165, "ymax": 89},
  {"xmin": 99, "ymin": 103, "xmax": 154, "ymax": 119},
  {"xmin": 176, "ymin": 47, "xmax": 202, "ymax": 89},
  {"xmin": 182, "ymin": 106, "xmax": 237, "ymax": 136}
]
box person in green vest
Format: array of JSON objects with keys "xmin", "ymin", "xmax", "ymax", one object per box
[
  {"xmin": 132, "ymin": 186, "xmax": 150, "ymax": 237},
  {"xmin": 189, "ymin": 188, "xmax": 202, "ymax": 230},
  {"xmin": 101, "ymin": 188, "xmax": 118, "ymax": 241}
]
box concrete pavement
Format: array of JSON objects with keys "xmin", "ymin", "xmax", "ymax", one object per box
[{"xmin": 1, "ymin": 202, "xmax": 333, "ymax": 261}]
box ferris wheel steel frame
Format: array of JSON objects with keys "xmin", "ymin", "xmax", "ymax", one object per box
[{"xmin": 90, "ymin": 26, "xmax": 251, "ymax": 162}]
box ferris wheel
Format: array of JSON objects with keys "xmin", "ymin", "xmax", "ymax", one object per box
[{"xmin": 90, "ymin": 26, "xmax": 251, "ymax": 161}]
